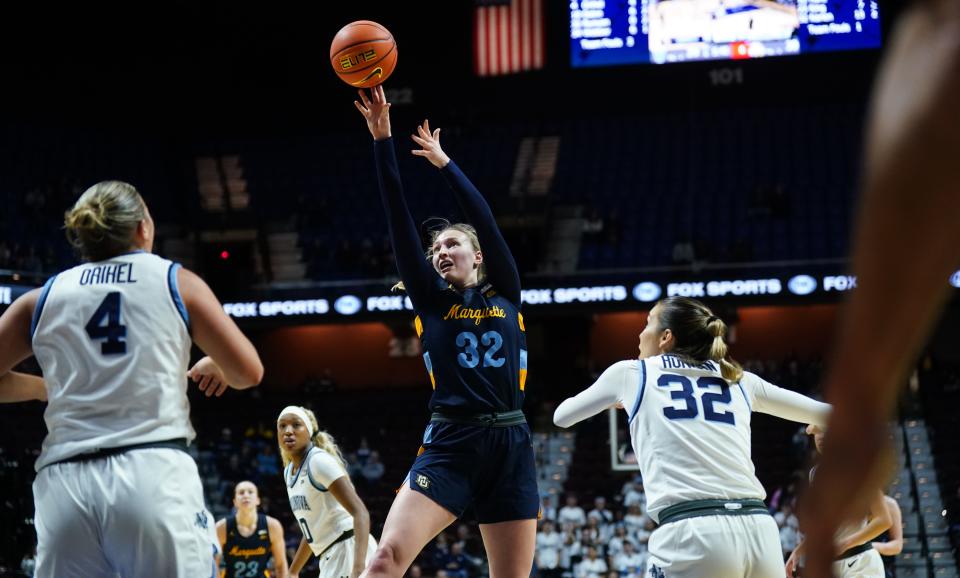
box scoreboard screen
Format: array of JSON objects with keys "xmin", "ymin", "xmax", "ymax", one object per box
[{"xmin": 570, "ymin": 0, "xmax": 880, "ymax": 67}]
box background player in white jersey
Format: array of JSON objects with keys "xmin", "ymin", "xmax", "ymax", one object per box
[
  {"xmin": 217, "ymin": 480, "xmax": 290, "ymax": 578},
  {"xmin": 786, "ymin": 426, "xmax": 890, "ymax": 577},
  {"xmin": 277, "ymin": 406, "xmax": 377, "ymax": 578},
  {"xmin": 0, "ymin": 181, "xmax": 264, "ymax": 577},
  {"xmin": 553, "ymin": 296, "xmax": 832, "ymax": 578}
]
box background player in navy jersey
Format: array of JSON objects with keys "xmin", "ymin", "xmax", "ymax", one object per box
[
  {"xmin": 217, "ymin": 480, "xmax": 289, "ymax": 578},
  {"xmin": 0, "ymin": 181, "xmax": 263, "ymax": 577},
  {"xmin": 354, "ymin": 86, "xmax": 539, "ymax": 578}
]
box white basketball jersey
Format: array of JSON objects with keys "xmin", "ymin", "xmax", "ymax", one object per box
[
  {"xmin": 629, "ymin": 354, "xmax": 767, "ymax": 523},
  {"xmin": 31, "ymin": 252, "xmax": 194, "ymax": 470},
  {"xmin": 285, "ymin": 447, "xmax": 353, "ymax": 556}
]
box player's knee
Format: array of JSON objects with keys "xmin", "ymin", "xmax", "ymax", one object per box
[{"xmin": 366, "ymin": 543, "xmax": 401, "ymax": 577}]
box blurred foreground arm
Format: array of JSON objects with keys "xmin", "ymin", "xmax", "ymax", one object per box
[{"xmin": 801, "ymin": 2, "xmax": 960, "ymax": 575}]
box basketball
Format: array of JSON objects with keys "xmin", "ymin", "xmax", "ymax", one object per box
[{"xmin": 330, "ymin": 20, "xmax": 397, "ymax": 88}]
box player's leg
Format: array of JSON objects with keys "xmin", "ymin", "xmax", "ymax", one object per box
[
  {"xmin": 361, "ymin": 485, "xmax": 456, "ymax": 578},
  {"xmin": 99, "ymin": 449, "xmax": 218, "ymax": 578},
  {"xmin": 32, "ymin": 463, "xmax": 114, "ymax": 578},
  {"xmin": 475, "ymin": 425, "xmax": 540, "ymax": 578},
  {"xmin": 478, "ymin": 519, "xmax": 538, "ymax": 578}
]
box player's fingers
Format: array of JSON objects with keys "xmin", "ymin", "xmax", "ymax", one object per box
[
  {"xmin": 411, "ymin": 134, "xmax": 427, "ymax": 145},
  {"xmin": 434, "ymin": 128, "xmax": 441, "ymax": 141},
  {"xmin": 198, "ymin": 374, "xmax": 211, "ymax": 392},
  {"xmin": 412, "ymin": 150, "xmax": 428, "ymax": 156},
  {"xmin": 357, "ymin": 89, "xmax": 371, "ymax": 107},
  {"xmin": 377, "ymin": 85, "xmax": 386, "ymax": 102},
  {"xmin": 353, "ymin": 100, "xmax": 369, "ymax": 116},
  {"xmin": 424, "ymin": 118, "xmax": 431, "ymax": 134},
  {"xmin": 214, "ymin": 381, "xmax": 229, "ymax": 397}
]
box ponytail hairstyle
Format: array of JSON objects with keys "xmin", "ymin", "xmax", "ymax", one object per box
[
  {"xmin": 656, "ymin": 296, "xmax": 744, "ymax": 383},
  {"xmin": 64, "ymin": 181, "xmax": 147, "ymax": 262},
  {"xmin": 277, "ymin": 406, "xmax": 348, "ymax": 470},
  {"xmin": 391, "ymin": 221, "xmax": 485, "ymax": 292}
]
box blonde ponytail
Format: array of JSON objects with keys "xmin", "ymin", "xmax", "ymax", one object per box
[
  {"xmin": 657, "ymin": 297, "xmax": 743, "ymax": 384},
  {"xmin": 706, "ymin": 317, "xmax": 743, "ymax": 383},
  {"xmin": 313, "ymin": 430, "xmax": 348, "ymax": 470}
]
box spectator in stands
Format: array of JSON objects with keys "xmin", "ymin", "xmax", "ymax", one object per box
[
  {"xmin": 671, "ymin": 237, "xmax": 694, "ymax": 264},
  {"xmin": 440, "ymin": 542, "xmax": 471, "ymax": 578},
  {"xmin": 361, "ymin": 451, "xmax": 385, "ymax": 485},
  {"xmin": 575, "ymin": 547, "xmax": 607, "ymax": 578},
  {"xmin": 255, "ymin": 445, "xmax": 280, "ymax": 479},
  {"xmin": 541, "ymin": 495, "xmax": 558, "ymax": 522},
  {"xmin": 20, "ymin": 546, "xmax": 37, "ymax": 577},
  {"xmin": 621, "ymin": 481, "xmax": 645, "ymax": 510},
  {"xmin": 0, "ymin": 241, "xmax": 11, "ymax": 268},
  {"xmin": 356, "ymin": 437, "xmax": 372, "ymax": 465},
  {"xmin": 587, "ymin": 496, "xmax": 613, "ymax": 525},
  {"xmin": 581, "ymin": 208, "xmax": 604, "ymax": 243},
  {"xmin": 611, "ymin": 541, "xmax": 646, "ymax": 578},
  {"xmin": 560, "ymin": 527, "xmax": 582, "ymax": 575},
  {"xmin": 427, "ymin": 533, "xmax": 451, "ymax": 573},
  {"xmin": 606, "ymin": 526, "xmax": 634, "ymax": 558},
  {"xmin": 558, "ymin": 494, "xmax": 587, "ymax": 528},
  {"xmin": 453, "ymin": 524, "xmax": 484, "ymax": 561},
  {"xmin": 578, "ymin": 517, "xmax": 604, "ymax": 549},
  {"xmin": 779, "ymin": 513, "xmax": 801, "ymax": 559},
  {"xmin": 635, "ymin": 518, "xmax": 655, "ymax": 549},
  {"xmin": 622, "ymin": 504, "xmax": 645, "ymax": 532},
  {"xmin": 536, "ymin": 520, "xmax": 563, "ymax": 578}
]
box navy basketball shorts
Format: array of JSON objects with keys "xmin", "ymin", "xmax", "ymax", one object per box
[{"xmin": 406, "ymin": 421, "xmax": 540, "ymax": 524}]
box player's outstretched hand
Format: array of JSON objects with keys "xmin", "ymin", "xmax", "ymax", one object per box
[
  {"xmin": 188, "ymin": 356, "xmax": 229, "ymax": 397},
  {"xmin": 355, "ymin": 85, "xmax": 392, "ymax": 141},
  {"xmin": 411, "ymin": 119, "xmax": 451, "ymax": 169}
]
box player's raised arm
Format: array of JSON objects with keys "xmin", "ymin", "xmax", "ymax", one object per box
[
  {"xmin": 412, "ymin": 120, "xmax": 522, "ymax": 306},
  {"xmin": 356, "ymin": 86, "xmax": 436, "ymax": 308}
]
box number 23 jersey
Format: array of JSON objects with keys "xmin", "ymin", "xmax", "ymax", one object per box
[
  {"xmin": 415, "ymin": 281, "xmax": 527, "ymax": 413},
  {"xmin": 31, "ymin": 252, "xmax": 194, "ymax": 470}
]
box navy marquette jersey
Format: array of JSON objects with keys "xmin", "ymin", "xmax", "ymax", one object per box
[
  {"xmin": 375, "ymin": 138, "xmax": 527, "ymax": 412},
  {"xmin": 223, "ymin": 513, "xmax": 272, "ymax": 578},
  {"xmin": 414, "ymin": 282, "xmax": 527, "ymax": 412}
]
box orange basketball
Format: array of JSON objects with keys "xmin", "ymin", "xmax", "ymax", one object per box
[{"xmin": 330, "ymin": 20, "xmax": 397, "ymax": 89}]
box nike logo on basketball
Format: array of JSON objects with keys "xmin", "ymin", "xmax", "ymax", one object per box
[{"xmin": 352, "ymin": 67, "xmax": 383, "ymax": 86}]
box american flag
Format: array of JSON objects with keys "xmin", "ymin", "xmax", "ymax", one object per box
[{"xmin": 473, "ymin": 0, "xmax": 545, "ymax": 77}]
